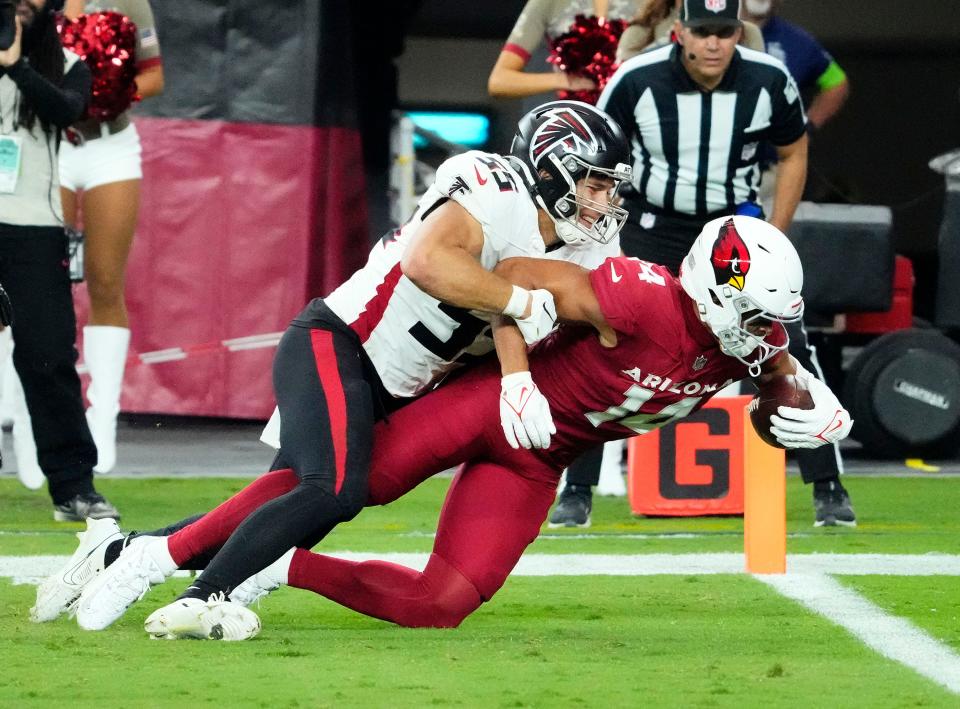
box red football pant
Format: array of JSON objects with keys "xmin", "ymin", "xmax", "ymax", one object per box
[
  {"xmin": 166, "ymin": 467, "xmax": 300, "ymax": 567},
  {"xmin": 288, "ymin": 458, "xmax": 557, "ymax": 627}
]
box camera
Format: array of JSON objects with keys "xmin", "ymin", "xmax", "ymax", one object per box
[{"xmin": 0, "ymin": 0, "xmax": 17, "ymax": 52}]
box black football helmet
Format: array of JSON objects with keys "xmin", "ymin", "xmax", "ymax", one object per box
[{"xmin": 508, "ymin": 100, "xmax": 632, "ymax": 246}]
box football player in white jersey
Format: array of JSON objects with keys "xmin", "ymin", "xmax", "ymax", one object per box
[
  {"xmin": 58, "ymin": 102, "xmax": 634, "ymax": 632},
  {"xmin": 262, "ymin": 100, "xmax": 633, "ymax": 444}
]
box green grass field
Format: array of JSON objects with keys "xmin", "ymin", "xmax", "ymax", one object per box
[{"xmin": 1, "ymin": 474, "xmax": 958, "ymax": 708}]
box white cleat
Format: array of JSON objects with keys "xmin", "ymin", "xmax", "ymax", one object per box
[
  {"xmin": 75, "ymin": 536, "xmax": 171, "ymax": 630},
  {"xmin": 144, "ymin": 594, "xmax": 261, "ymax": 641},
  {"xmin": 229, "ymin": 549, "xmax": 294, "ymax": 607},
  {"xmin": 31, "ymin": 517, "xmax": 122, "ymax": 622}
]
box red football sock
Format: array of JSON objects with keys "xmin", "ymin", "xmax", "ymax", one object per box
[
  {"xmin": 166, "ymin": 468, "xmax": 299, "ymax": 566},
  {"xmin": 288, "ymin": 549, "xmax": 482, "ymax": 628}
]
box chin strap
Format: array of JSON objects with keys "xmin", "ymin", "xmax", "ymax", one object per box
[{"xmin": 553, "ymin": 220, "xmax": 584, "ymax": 246}]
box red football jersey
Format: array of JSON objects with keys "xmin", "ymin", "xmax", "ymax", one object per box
[{"xmin": 530, "ymin": 256, "xmax": 786, "ymax": 467}]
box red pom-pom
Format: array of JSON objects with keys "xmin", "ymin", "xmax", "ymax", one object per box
[
  {"xmin": 58, "ymin": 11, "xmax": 140, "ymax": 122},
  {"xmin": 547, "ymin": 14, "xmax": 627, "ymax": 105}
]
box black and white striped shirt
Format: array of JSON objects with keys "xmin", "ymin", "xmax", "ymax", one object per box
[{"xmin": 598, "ymin": 43, "xmax": 806, "ymax": 217}]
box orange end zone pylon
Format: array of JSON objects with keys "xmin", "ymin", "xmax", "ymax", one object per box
[{"xmin": 743, "ymin": 405, "xmax": 787, "ymax": 574}]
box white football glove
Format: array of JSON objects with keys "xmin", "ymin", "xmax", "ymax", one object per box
[
  {"xmin": 512, "ymin": 289, "xmax": 557, "ymax": 345},
  {"xmin": 769, "ymin": 375, "xmax": 853, "ymax": 449},
  {"xmin": 499, "ymin": 371, "xmax": 556, "ymax": 450}
]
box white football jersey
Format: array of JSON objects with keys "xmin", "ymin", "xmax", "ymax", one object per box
[
  {"xmin": 261, "ymin": 150, "xmax": 619, "ymax": 448},
  {"xmin": 324, "ymin": 150, "xmax": 619, "ymax": 398}
]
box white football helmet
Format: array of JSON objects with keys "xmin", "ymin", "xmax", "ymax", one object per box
[{"xmin": 679, "ymin": 216, "xmax": 804, "ymax": 373}]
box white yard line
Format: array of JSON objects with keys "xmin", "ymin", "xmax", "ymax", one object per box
[
  {"xmin": 313, "ymin": 552, "xmax": 960, "ymax": 576},
  {"xmin": 760, "ymin": 573, "xmax": 960, "ymax": 695},
  {"xmin": 5, "ymin": 553, "xmax": 960, "ymax": 582}
]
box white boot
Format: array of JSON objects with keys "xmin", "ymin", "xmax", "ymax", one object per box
[
  {"xmin": 5, "ymin": 356, "xmax": 44, "ymax": 490},
  {"xmin": 83, "ymin": 326, "xmax": 130, "ymax": 474},
  {"xmin": 596, "ymin": 440, "xmax": 627, "ymax": 497},
  {"xmin": 0, "ymin": 332, "xmax": 44, "ymax": 490}
]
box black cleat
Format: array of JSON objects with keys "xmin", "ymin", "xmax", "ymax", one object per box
[
  {"xmin": 548, "ymin": 484, "xmax": 593, "ymax": 528},
  {"xmin": 53, "ymin": 493, "xmax": 121, "ymax": 523},
  {"xmin": 813, "ymin": 486, "xmax": 856, "ymax": 528}
]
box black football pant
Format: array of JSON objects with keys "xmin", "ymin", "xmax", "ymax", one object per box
[
  {"xmin": 190, "ymin": 310, "xmax": 375, "ymax": 595},
  {"xmin": 565, "ymin": 212, "xmax": 841, "ymax": 489},
  {"xmin": 0, "ymin": 225, "xmax": 98, "ymax": 504}
]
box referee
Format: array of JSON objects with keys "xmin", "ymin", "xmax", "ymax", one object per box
[
  {"xmin": 600, "ymin": 0, "xmax": 808, "ymax": 261},
  {"xmin": 549, "ymin": 0, "xmax": 853, "ymax": 528}
]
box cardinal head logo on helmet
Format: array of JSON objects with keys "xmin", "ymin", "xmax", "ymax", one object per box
[{"xmin": 710, "ymin": 217, "xmax": 751, "ymax": 291}]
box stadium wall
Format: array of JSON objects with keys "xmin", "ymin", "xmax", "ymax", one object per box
[{"xmin": 74, "ymin": 1, "xmax": 369, "ymax": 418}]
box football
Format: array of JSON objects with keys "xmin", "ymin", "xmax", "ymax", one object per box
[{"xmin": 748, "ymin": 374, "xmax": 815, "ymax": 448}]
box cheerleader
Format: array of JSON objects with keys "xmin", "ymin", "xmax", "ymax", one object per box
[{"xmin": 59, "ymin": 0, "xmax": 163, "ymax": 472}]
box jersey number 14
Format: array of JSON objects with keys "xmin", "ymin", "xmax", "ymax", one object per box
[{"xmin": 586, "ymin": 385, "xmax": 702, "ymax": 434}]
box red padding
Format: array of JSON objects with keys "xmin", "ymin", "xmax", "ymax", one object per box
[
  {"xmin": 845, "ymin": 255, "xmax": 915, "ymax": 334},
  {"xmin": 73, "ymin": 116, "xmax": 368, "ymax": 418}
]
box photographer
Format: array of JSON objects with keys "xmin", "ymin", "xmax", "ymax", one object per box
[{"xmin": 0, "ymin": 0, "xmax": 119, "ymax": 521}]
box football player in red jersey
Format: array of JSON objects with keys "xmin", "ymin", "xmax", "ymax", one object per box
[
  {"xmin": 240, "ymin": 216, "xmax": 848, "ymax": 634},
  {"xmin": 48, "ymin": 216, "xmax": 852, "ymax": 638}
]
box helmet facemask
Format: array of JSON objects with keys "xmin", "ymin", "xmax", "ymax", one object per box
[
  {"xmin": 708, "ymin": 293, "xmax": 802, "ymax": 369},
  {"xmin": 540, "ymin": 154, "xmax": 632, "ymax": 246}
]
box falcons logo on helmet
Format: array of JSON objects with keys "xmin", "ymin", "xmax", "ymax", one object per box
[
  {"xmin": 529, "ymin": 108, "xmax": 599, "ymax": 167},
  {"xmin": 710, "ymin": 218, "xmax": 751, "ymax": 291}
]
